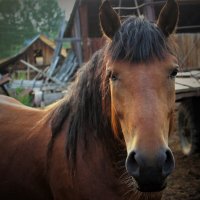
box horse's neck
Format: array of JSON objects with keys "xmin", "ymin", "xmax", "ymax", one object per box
[
  {"xmin": 74, "ymin": 133, "xmax": 128, "ymax": 199},
  {"xmin": 48, "ymin": 121, "xmax": 162, "ymax": 200},
  {"xmin": 75, "ymin": 134, "xmax": 162, "ymax": 200}
]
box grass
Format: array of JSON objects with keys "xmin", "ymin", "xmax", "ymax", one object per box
[{"xmin": 13, "ymin": 88, "xmax": 33, "ymax": 107}]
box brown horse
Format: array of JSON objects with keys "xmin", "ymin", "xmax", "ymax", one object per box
[{"xmin": 0, "ymin": 0, "xmax": 179, "ymax": 199}]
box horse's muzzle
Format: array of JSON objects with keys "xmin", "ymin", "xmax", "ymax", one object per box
[{"xmin": 125, "ymin": 148, "xmax": 175, "ymax": 192}]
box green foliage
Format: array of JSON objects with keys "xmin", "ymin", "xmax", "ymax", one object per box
[
  {"xmin": 10, "ymin": 70, "xmax": 32, "ymax": 106},
  {"xmin": 63, "ymin": 42, "xmax": 71, "ymax": 49},
  {"xmin": 0, "ymin": 0, "xmax": 64, "ymax": 58},
  {"xmin": 17, "ymin": 71, "xmax": 27, "ymax": 80},
  {"xmin": 13, "ymin": 88, "xmax": 33, "ymax": 106}
]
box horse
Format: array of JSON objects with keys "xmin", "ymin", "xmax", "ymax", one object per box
[{"xmin": 0, "ymin": 0, "xmax": 179, "ymax": 199}]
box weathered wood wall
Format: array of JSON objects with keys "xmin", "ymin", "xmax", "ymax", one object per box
[
  {"xmin": 175, "ymin": 33, "xmax": 200, "ymax": 70},
  {"xmin": 27, "ymin": 39, "xmax": 54, "ymax": 66},
  {"xmin": 80, "ymin": 33, "xmax": 200, "ymax": 70},
  {"xmin": 17, "ymin": 39, "xmax": 55, "ymax": 70},
  {"xmin": 81, "ymin": 33, "xmax": 200, "ymax": 70},
  {"xmin": 75, "ymin": 0, "xmax": 200, "ymax": 69}
]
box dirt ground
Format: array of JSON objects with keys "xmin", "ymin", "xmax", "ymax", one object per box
[{"xmin": 162, "ymin": 132, "xmax": 200, "ymax": 200}]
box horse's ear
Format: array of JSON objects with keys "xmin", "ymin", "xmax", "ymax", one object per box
[
  {"xmin": 157, "ymin": 0, "xmax": 179, "ymax": 37},
  {"xmin": 99, "ymin": 0, "xmax": 121, "ymax": 40}
]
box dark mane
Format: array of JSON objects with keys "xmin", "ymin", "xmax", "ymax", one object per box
[
  {"xmin": 48, "ymin": 49, "xmax": 115, "ymax": 166},
  {"xmin": 48, "ymin": 15, "xmax": 175, "ymax": 168},
  {"xmin": 108, "ymin": 16, "xmax": 175, "ymax": 63}
]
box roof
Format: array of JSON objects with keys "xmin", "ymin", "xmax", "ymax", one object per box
[
  {"xmin": 39, "ymin": 35, "xmax": 67, "ymax": 57},
  {"xmin": 0, "ymin": 34, "xmax": 67, "ymax": 70},
  {"xmin": 25, "ymin": 34, "xmax": 67, "ymax": 57}
]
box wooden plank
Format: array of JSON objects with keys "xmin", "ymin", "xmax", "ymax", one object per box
[
  {"xmin": 46, "ymin": 56, "xmax": 59, "ymax": 77},
  {"xmin": 177, "ymin": 71, "xmax": 200, "ymax": 78},
  {"xmin": 175, "ymin": 84, "xmax": 189, "ymax": 90},
  {"xmin": 0, "ymin": 74, "xmax": 11, "ymax": 85},
  {"xmin": 20, "ymin": 60, "xmax": 64, "ymax": 86},
  {"xmin": 10, "ymin": 80, "xmax": 64, "ymax": 92},
  {"xmin": 197, "ymin": 34, "xmax": 200, "ymax": 68},
  {"xmin": 40, "ymin": 85, "xmax": 64, "ymax": 91},
  {"xmin": 43, "ymin": 92, "xmax": 65, "ymax": 105},
  {"xmin": 47, "ymin": 20, "xmax": 67, "ymax": 76},
  {"xmin": 55, "ymin": 38, "xmax": 81, "ymax": 42},
  {"xmin": 33, "ymin": 89, "xmax": 67, "ymax": 107},
  {"xmin": 10, "ymin": 80, "xmax": 43, "ymax": 89},
  {"xmin": 64, "ymin": 59, "xmax": 78, "ymax": 82},
  {"xmin": 175, "ymin": 73, "xmax": 200, "ymax": 101},
  {"xmin": 56, "ymin": 51, "xmax": 75, "ymax": 81},
  {"xmin": 175, "ymin": 33, "xmax": 200, "ymax": 70},
  {"xmin": 176, "ymin": 89, "xmax": 200, "ymax": 102},
  {"xmin": 175, "ymin": 77, "xmax": 200, "ymax": 88},
  {"xmin": 73, "ymin": 10, "xmax": 82, "ymax": 65}
]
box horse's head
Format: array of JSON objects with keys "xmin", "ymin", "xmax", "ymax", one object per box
[{"xmin": 100, "ymin": 0, "xmax": 179, "ymax": 192}]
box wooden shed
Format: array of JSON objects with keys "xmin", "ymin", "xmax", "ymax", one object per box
[
  {"xmin": 65, "ymin": 0, "xmax": 200, "ymax": 69},
  {"xmin": 0, "ymin": 35, "xmax": 67, "ymax": 79}
]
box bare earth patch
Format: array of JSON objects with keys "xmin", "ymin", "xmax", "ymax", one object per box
[{"xmin": 162, "ymin": 132, "xmax": 200, "ymax": 200}]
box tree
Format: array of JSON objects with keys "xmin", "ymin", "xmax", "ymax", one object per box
[{"xmin": 0, "ymin": 0, "xmax": 64, "ymax": 59}]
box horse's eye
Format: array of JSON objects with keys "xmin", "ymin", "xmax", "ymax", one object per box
[
  {"xmin": 110, "ymin": 74, "xmax": 118, "ymax": 81},
  {"xmin": 170, "ymin": 68, "xmax": 179, "ymax": 78}
]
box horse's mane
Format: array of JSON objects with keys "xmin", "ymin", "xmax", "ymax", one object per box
[
  {"xmin": 48, "ymin": 49, "xmax": 115, "ymax": 166},
  {"xmin": 47, "ymin": 15, "xmax": 175, "ymax": 168}
]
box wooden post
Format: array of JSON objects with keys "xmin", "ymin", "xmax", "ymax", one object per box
[{"xmin": 143, "ymin": 0, "xmax": 155, "ymax": 21}]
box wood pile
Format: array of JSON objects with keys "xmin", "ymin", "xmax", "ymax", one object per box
[
  {"xmin": 4, "ymin": 20, "xmax": 80, "ymax": 107},
  {"xmin": 176, "ymin": 70, "xmax": 200, "ymax": 101}
]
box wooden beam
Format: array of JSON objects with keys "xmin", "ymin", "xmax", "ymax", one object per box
[
  {"xmin": 0, "ymin": 74, "xmax": 10, "ymax": 96},
  {"xmin": 20, "ymin": 60, "xmax": 65, "ymax": 86},
  {"xmin": 175, "ymin": 71, "xmax": 200, "ymax": 101},
  {"xmin": 55, "ymin": 38, "xmax": 81, "ymax": 42},
  {"xmin": 10, "ymin": 80, "xmax": 43, "ymax": 89},
  {"xmin": 47, "ymin": 19, "xmax": 68, "ymax": 77},
  {"xmin": 1, "ymin": 85, "xmax": 10, "ymax": 96},
  {"xmin": 176, "ymin": 89, "xmax": 200, "ymax": 102},
  {"xmin": 0, "ymin": 74, "xmax": 11, "ymax": 85}
]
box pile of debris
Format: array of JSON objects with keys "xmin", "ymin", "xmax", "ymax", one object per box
[{"xmin": 0, "ymin": 20, "xmax": 79, "ymax": 107}]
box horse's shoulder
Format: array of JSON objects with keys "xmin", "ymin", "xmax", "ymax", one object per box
[
  {"xmin": 0, "ymin": 95, "xmax": 43, "ymax": 119},
  {"xmin": 0, "ymin": 95, "xmax": 48, "ymax": 136},
  {"xmin": 0, "ymin": 95, "xmax": 21, "ymax": 105}
]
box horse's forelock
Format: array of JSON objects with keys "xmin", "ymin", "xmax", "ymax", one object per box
[{"xmin": 107, "ymin": 16, "xmax": 175, "ymax": 63}]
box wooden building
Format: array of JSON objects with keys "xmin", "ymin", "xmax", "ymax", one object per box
[
  {"xmin": 64, "ymin": 0, "xmax": 200, "ymax": 69},
  {"xmin": 0, "ymin": 35, "xmax": 67, "ymax": 79}
]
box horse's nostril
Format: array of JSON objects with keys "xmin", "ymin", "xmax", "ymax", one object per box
[
  {"xmin": 126, "ymin": 148, "xmax": 175, "ymax": 179},
  {"xmin": 125, "ymin": 148, "xmax": 175, "ymax": 192},
  {"xmin": 162, "ymin": 149, "xmax": 175, "ymax": 177},
  {"xmin": 125, "ymin": 151, "xmax": 140, "ymax": 178}
]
